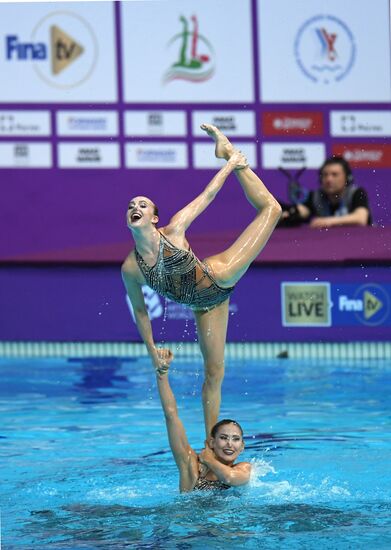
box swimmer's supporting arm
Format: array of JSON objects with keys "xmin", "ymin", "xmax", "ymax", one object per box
[
  {"xmin": 199, "ymin": 444, "xmax": 251, "ymax": 487},
  {"xmin": 167, "ymin": 160, "xmax": 237, "ymax": 232},
  {"xmin": 156, "ymin": 366, "xmax": 198, "ymax": 491}
]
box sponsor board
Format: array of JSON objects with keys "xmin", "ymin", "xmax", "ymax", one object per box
[
  {"xmin": 121, "ymin": 0, "xmax": 253, "ymax": 103},
  {"xmin": 281, "ymin": 282, "xmax": 332, "ymax": 327},
  {"xmin": 332, "ymin": 143, "xmax": 391, "ymax": 168},
  {"xmin": 192, "ymin": 111, "xmax": 255, "ymax": 136},
  {"xmin": 0, "ymin": 142, "xmax": 52, "ymax": 168},
  {"xmin": 57, "ymin": 111, "xmax": 118, "ymax": 136},
  {"xmin": 58, "ymin": 142, "xmax": 120, "ymax": 168},
  {"xmin": 125, "ymin": 143, "xmax": 188, "ymax": 169},
  {"xmin": 333, "ymin": 284, "xmax": 391, "ymax": 327},
  {"xmin": 193, "ymin": 142, "xmax": 256, "ymax": 169},
  {"xmin": 282, "ymin": 282, "xmax": 391, "ymax": 328},
  {"xmin": 262, "ymin": 112, "xmax": 323, "ymax": 136},
  {"xmin": 294, "ymin": 14, "xmax": 356, "ymax": 84},
  {"xmin": 258, "ymin": 0, "xmax": 391, "ymax": 102},
  {"xmin": 0, "ymin": 2, "xmax": 116, "ymax": 102},
  {"xmin": 261, "ymin": 142, "xmax": 325, "ymax": 169},
  {"xmin": 124, "ymin": 111, "xmax": 187, "ymax": 137},
  {"xmin": 0, "ymin": 110, "xmax": 50, "ymax": 136},
  {"xmin": 330, "ymin": 111, "xmax": 391, "ymax": 137}
]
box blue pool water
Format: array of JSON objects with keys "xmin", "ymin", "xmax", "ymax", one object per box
[{"xmin": 1, "ymin": 355, "xmax": 391, "ymax": 549}]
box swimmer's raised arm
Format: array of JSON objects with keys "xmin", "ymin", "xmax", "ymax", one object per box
[
  {"xmin": 167, "ymin": 151, "xmax": 248, "ymax": 233},
  {"xmin": 198, "ymin": 440, "xmax": 251, "ymax": 487},
  {"xmin": 155, "ymin": 355, "xmax": 199, "ymax": 492},
  {"xmin": 121, "ymin": 258, "xmax": 162, "ymax": 371}
]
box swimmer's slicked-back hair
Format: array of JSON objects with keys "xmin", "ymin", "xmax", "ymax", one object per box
[{"xmin": 211, "ymin": 419, "xmax": 244, "ymax": 438}]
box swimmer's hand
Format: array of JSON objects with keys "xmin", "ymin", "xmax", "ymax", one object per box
[
  {"xmin": 198, "ymin": 440, "xmax": 216, "ymax": 465},
  {"xmin": 227, "ymin": 150, "xmax": 249, "ymax": 171},
  {"xmin": 154, "ymin": 347, "xmax": 174, "ymax": 377}
]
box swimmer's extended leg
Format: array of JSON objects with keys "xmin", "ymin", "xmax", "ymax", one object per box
[
  {"xmin": 194, "ymin": 299, "xmax": 229, "ymax": 438},
  {"xmin": 201, "ymin": 123, "xmax": 273, "ymax": 208},
  {"xmin": 201, "ymin": 125, "xmax": 281, "ymax": 287}
]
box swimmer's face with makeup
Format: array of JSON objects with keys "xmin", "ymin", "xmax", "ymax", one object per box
[
  {"xmin": 127, "ymin": 196, "xmax": 159, "ymax": 229},
  {"xmin": 209, "ymin": 423, "xmax": 244, "ymax": 464}
]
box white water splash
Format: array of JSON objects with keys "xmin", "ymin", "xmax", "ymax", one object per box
[
  {"xmin": 249, "ymin": 457, "xmax": 276, "ymax": 486},
  {"xmin": 248, "ymin": 458, "xmax": 351, "ymax": 502}
]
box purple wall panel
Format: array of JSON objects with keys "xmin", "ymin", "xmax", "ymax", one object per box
[
  {"xmin": 1, "ymin": 167, "xmax": 390, "ymax": 261},
  {"xmin": 0, "ymin": 0, "xmax": 390, "ymax": 262}
]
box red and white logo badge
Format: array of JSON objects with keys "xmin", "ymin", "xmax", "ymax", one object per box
[
  {"xmin": 262, "ymin": 112, "xmax": 323, "ymax": 136},
  {"xmin": 332, "ymin": 143, "xmax": 391, "ymax": 168}
]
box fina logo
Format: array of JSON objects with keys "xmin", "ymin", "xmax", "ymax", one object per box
[
  {"xmin": 294, "ymin": 14, "xmax": 356, "ymax": 83},
  {"xmin": 339, "ymin": 284, "xmax": 390, "ymax": 326},
  {"xmin": 5, "ymin": 11, "xmax": 98, "ymax": 89}
]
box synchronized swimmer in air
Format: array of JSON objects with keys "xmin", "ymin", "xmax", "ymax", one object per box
[{"xmin": 122, "ymin": 124, "xmax": 281, "ymax": 490}]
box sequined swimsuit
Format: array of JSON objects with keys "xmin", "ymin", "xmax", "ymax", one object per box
[
  {"xmin": 135, "ymin": 232, "xmax": 234, "ymax": 312},
  {"xmin": 193, "ymin": 476, "xmax": 230, "ymax": 491}
]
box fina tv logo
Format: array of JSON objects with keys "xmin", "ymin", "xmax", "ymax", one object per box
[
  {"xmin": 5, "ymin": 11, "xmax": 97, "ymax": 89},
  {"xmin": 163, "ymin": 14, "xmax": 215, "ymax": 84},
  {"xmin": 338, "ymin": 284, "xmax": 390, "ymax": 326},
  {"xmin": 294, "ymin": 14, "xmax": 356, "ymax": 83}
]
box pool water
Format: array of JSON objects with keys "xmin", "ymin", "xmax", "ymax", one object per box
[{"xmin": 1, "ymin": 355, "xmax": 390, "ymax": 549}]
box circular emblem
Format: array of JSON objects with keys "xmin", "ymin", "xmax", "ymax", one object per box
[
  {"xmin": 294, "ymin": 15, "xmax": 356, "ymax": 83},
  {"xmin": 31, "ymin": 11, "xmax": 98, "ymax": 89},
  {"xmin": 353, "ymin": 284, "xmax": 390, "ymax": 326}
]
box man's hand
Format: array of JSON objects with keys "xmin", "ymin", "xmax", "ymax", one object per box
[
  {"xmin": 310, "ymin": 216, "xmax": 337, "ymax": 229},
  {"xmin": 154, "ymin": 347, "xmax": 174, "ymax": 377}
]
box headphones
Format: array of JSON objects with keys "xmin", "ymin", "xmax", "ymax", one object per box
[{"xmin": 319, "ymin": 156, "xmax": 354, "ymax": 186}]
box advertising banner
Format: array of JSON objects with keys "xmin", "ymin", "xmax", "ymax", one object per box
[
  {"xmin": 121, "ymin": 0, "xmax": 254, "ymax": 103},
  {"xmin": 125, "ymin": 111, "xmax": 187, "ymax": 137},
  {"xmin": 330, "ymin": 111, "xmax": 391, "ymax": 137},
  {"xmin": 332, "ymin": 143, "xmax": 391, "ymax": 169},
  {"xmin": 0, "ymin": 2, "xmax": 117, "ymax": 102},
  {"xmin": 2, "ymin": 265, "xmax": 390, "ymax": 342},
  {"xmin": 262, "ymin": 112, "xmax": 324, "ymax": 137},
  {"xmin": 58, "ymin": 142, "xmax": 120, "ymax": 168},
  {"xmin": 57, "ymin": 111, "xmax": 119, "ymax": 137},
  {"xmin": 192, "ymin": 112, "xmax": 256, "ymax": 137},
  {"xmin": 0, "ymin": 142, "xmax": 52, "ymax": 168},
  {"xmin": 261, "ymin": 142, "xmax": 325, "ymax": 169},
  {"xmin": 0, "ymin": 110, "xmax": 51, "ymax": 136},
  {"xmin": 257, "ymin": 0, "xmax": 391, "ymax": 103}
]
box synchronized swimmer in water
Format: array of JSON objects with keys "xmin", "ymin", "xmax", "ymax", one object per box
[
  {"xmin": 154, "ymin": 354, "xmax": 251, "ymax": 492},
  {"xmin": 122, "ymin": 124, "xmax": 280, "ymax": 488}
]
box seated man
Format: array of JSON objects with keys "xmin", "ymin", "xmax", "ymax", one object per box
[{"xmin": 280, "ymin": 156, "xmax": 372, "ymax": 228}]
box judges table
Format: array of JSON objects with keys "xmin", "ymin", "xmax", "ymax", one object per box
[{"xmin": 1, "ymin": 227, "xmax": 390, "ymax": 343}]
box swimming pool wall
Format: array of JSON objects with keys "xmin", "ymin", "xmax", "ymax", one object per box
[{"xmin": 1, "ymin": 265, "xmax": 390, "ymax": 346}]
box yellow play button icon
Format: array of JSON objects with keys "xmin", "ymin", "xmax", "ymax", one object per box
[
  {"xmin": 51, "ymin": 25, "xmax": 84, "ymax": 75},
  {"xmin": 364, "ymin": 290, "xmax": 383, "ymax": 320}
]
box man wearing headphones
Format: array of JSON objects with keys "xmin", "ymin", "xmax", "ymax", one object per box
[{"xmin": 281, "ymin": 156, "xmax": 372, "ymax": 228}]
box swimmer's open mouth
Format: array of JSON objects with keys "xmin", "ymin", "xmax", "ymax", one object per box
[
  {"xmin": 131, "ymin": 212, "xmax": 142, "ymax": 222},
  {"xmin": 223, "ymin": 449, "xmax": 235, "ymax": 455}
]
